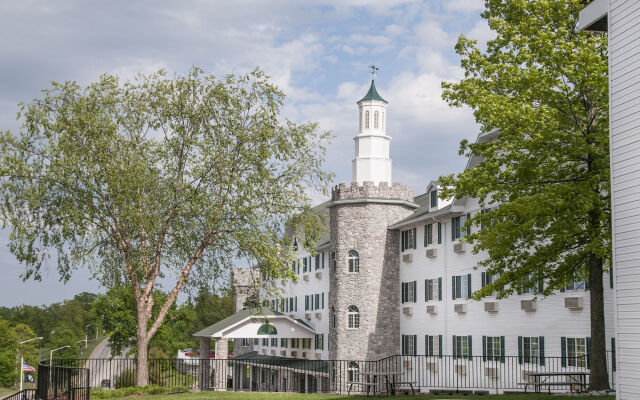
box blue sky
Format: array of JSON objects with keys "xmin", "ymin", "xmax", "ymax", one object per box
[{"xmin": 0, "ymin": 0, "xmax": 491, "ymax": 307}]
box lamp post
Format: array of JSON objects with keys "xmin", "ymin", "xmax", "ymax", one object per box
[
  {"xmin": 49, "ymin": 345, "xmax": 70, "ymax": 385},
  {"xmin": 17, "ymin": 337, "xmax": 43, "ymax": 392}
]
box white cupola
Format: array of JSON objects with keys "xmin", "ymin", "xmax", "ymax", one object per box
[{"xmin": 352, "ymin": 80, "xmax": 392, "ymax": 185}]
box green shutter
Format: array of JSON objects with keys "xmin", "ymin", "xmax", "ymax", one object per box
[
  {"xmin": 402, "ymin": 335, "xmax": 406, "ymax": 355},
  {"xmin": 425, "ymin": 336, "xmax": 429, "ymax": 356},
  {"xmin": 468, "ymin": 335, "xmax": 473, "ymax": 360},
  {"xmin": 452, "ymin": 276, "xmax": 456, "ymax": 300},
  {"xmin": 518, "ymin": 336, "xmax": 523, "ymax": 364},
  {"xmin": 610, "ymin": 268, "xmax": 614, "ymax": 289},
  {"xmin": 438, "ymin": 277, "xmax": 442, "ymax": 301},
  {"xmin": 539, "ymin": 336, "xmax": 545, "ymax": 366},
  {"xmin": 586, "ymin": 337, "xmax": 591, "ymax": 369},
  {"xmin": 424, "ymin": 225, "xmax": 428, "ymax": 247},
  {"xmin": 500, "ymin": 336, "xmax": 506, "ymax": 363},
  {"xmin": 481, "ymin": 272, "xmax": 486, "ymax": 288},
  {"xmin": 413, "ymin": 228, "xmax": 417, "ymax": 249},
  {"xmin": 413, "ymin": 281, "xmax": 417, "ymax": 303},
  {"xmin": 438, "ymin": 223, "xmax": 442, "ymax": 244},
  {"xmin": 401, "ymin": 283, "xmax": 405, "ymax": 304},
  {"xmin": 414, "ymin": 335, "xmax": 417, "ymax": 356},
  {"xmin": 585, "ymin": 279, "xmax": 590, "ymax": 290},
  {"xmin": 401, "ymin": 231, "xmax": 405, "ymax": 251},
  {"xmin": 425, "ymin": 280, "xmax": 429, "ymax": 302},
  {"xmin": 482, "ymin": 336, "xmax": 487, "ymax": 362},
  {"xmin": 453, "ymin": 335, "xmax": 457, "ymax": 358},
  {"xmin": 612, "ymin": 338, "xmax": 616, "ymax": 372},
  {"xmin": 561, "ymin": 337, "xmax": 567, "ymax": 367},
  {"xmin": 438, "ymin": 335, "xmax": 443, "ymax": 358},
  {"xmin": 451, "ymin": 218, "xmax": 455, "ymax": 241},
  {"xmin": 466, "ymin": 213, "xmax": 471, "ymax": 235},
  {"xmin": 467, "ymin": 274, "xmax": 472, "ymax": 299}
]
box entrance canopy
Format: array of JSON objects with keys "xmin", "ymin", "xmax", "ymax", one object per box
[{"xmin": 193, "ymin": 308, "xmax": 315, "ymax": 339}]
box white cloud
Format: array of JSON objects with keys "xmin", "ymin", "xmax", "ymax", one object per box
[
  {"xmin": 444, "ymin": 0, "xmax": 485, "ymax": 13},
  {"xmin": 467, "ymin": 20, "xmax": 495, "ymax": 48}
]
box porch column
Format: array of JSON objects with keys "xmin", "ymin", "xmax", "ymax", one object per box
[
  {"xmin": 214, "ymin": 338, "xmax": 229, "ymax": 390},
  {"xmin": 198, "ymin": 337, "xmax": 211, "ymax": 390}
]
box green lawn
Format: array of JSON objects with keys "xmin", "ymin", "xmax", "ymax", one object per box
[
  {"xmin": 0, "ymin": 388, "xmax": 16, "ymax": 399},
  {"xmin": 109, "ymin": 392, "xmax": 613, "ymax": 400}
]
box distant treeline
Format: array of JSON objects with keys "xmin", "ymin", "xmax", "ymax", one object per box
[{"xmin": 0, "ymin": 288, "xmax": 233, "ymax": 387}]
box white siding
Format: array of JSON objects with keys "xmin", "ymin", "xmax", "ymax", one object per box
[{"xmin": 610, "ymin": 0, "xmax": 640, "ymax": 398}]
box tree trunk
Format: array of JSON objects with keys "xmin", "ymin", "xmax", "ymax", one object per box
[
  {"xmin": 588, "ymin": 252, "xmax": 610, "ymax": 390},
  {"xmin": 136, "ymin": 337, "xmax": 150, "ymax": 387}
]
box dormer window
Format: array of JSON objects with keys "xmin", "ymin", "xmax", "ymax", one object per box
[
  {"xmin": 430, "ymin": 189, "xmax": 438, "ymax": 208},
  {"xmin": 293, "ymin": 238, "xmax": 298, "ymax": 251}
]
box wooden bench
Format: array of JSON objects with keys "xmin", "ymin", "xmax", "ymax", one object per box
[
  {"xmin": 346, "ymin": 381, "xmax": 377, "ymax": 395},
  {"xmin": 518, "ymin": 381, "xmax": 587, "ymax": 394}
]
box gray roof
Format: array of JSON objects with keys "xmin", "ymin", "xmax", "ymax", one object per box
[
  {"xmin": 388, "ymin": 192, "xmax": 454, "ymax": 229},
  {"xmin": 192, "ymin": 308, "xmax": 283, "ymax": 337},
  {"xmin": 232, "ymin": 351, "xmax": 329, "ymax": 374},
  {"xmin": 311, "ymin": 200, "xmax": 331, "ymax": 249}
]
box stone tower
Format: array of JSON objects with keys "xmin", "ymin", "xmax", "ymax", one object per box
[{"xmin": 328, "ymin": 81, "xmax": 417, "ymax": 361}]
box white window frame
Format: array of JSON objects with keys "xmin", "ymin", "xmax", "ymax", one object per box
[
  {"xmin": 347, "ymin": 305, "xmax": 360, "ymax": 329},
  {"xmin": 523, "ymin": 337, "xmax": 540, "ymax": 364},
  {"xmin": 567, "ymin": 337, "xmax": 587, "ymax": 368},
  {"xmin": 486, "ymin": 336, "xmax": 501, "ymax": 361},
  {"xmin": 348, "ymin": 250, "xmax": 359, "ymax": 273}
]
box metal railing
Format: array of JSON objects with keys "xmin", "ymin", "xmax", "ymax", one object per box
[
  {"xmin": 36, "ymin": 361, "xmax": 90, "ymax": 400},
  {"xmin": 2, "ymin": 389, "xmax": 36, "ymax": 400},
  {"xmin": 50, "ymin": 352, "xmax": 615, "ymax": 394}
]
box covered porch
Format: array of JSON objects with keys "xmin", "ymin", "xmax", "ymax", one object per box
[{"xmin": 192, "ymin": 308, "xmax": 316, "ymax": 391}]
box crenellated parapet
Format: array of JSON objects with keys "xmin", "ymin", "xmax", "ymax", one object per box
[{"xmin": 331, "ymin": 181, "xmax": 414, "ymax": 202}]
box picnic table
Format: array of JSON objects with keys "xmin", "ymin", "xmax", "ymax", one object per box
[
  {"xmin": 520, "ymin": 371, "xmax": 588, "ymax": 393},
  {"xmin": 348, "ymin": 371, "xmax": 415, "ymax": 395}
]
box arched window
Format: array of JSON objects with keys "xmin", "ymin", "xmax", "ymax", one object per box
[
  {"xmin": 332, "ymin": 306, "xmax": 337, "ymax": 329},
  {"xmin": 365, "ymin": 110, "xmax": 370, "ymax": 129},
  {"xmin": 348, "ymin": 361, "xmax": 360, "ymax": 382},
  {"xmin": 348, "ymin": 250, "xmax": 359, "ymax": 273},
  {"xmin": 374, "ymin": 111, "xmax": 379, "ymax": 129},
  {"xmin": 382, "ymin": 112, "xmax": 385, "ymax": 129},
  {"xmin": 348, "ymin": 305, "xmax": 360, "ymax": 328},
  {"xmin": 359, "ymin": 109, "xmax": 363, "ymax": 131},
  {"xmin": 330, "ymin": 251, "xmax": 336, "ymax": 274}
]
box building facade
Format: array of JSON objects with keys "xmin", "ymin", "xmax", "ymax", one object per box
[
  {"xmin": 579, "ymin": 1, "xmax": 640, "ymax": 398},
  {"xmin": 228, "ymin": 80, "xmax": 616, "ymax": 392}
]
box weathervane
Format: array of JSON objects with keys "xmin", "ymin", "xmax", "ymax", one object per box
[{"xmin": 369, "ymin": 65, "xmax": 379, "ymax": 79}]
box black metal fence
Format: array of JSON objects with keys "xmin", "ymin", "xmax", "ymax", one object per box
[
  {"xmin": 2, "ymin": 389, "xmax": 36, "ymax": 400},
  {"xmin": 50, "ymin": 353, "xmax": 615, "ymax": 394},
  {"xmin": 36, "ymin": 361, "xmax": 90, "ymax": 400}
]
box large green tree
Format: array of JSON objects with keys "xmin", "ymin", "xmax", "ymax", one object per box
[
  {"xmin": 0, "ymin": 67, "xmax": 332, "ymax": 386},
  {"xmin": 440, "ymin": 0, "xmax": 609, "ymax": 389}
]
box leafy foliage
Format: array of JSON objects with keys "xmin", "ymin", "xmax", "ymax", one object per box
[
  {"xmin": 440, "ymin": 0, "xmax": 609, "ymax": 389},
  {"xmin": 0, "ymin": 66, "xmax": 332, "ymax": 385}
]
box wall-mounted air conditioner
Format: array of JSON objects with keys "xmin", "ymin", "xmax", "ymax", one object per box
[
  {"xmin": 402, "ymin": 306, "xmax": 413, "ymax": 316},
  {"xmin": 315, "ymin": 312, "xmax": 322, "ymax": 320},
  {"xmin": 262, "ymin": 349, "xmax": 267, "ymax": 355},
  {"xmin": 303, "ymin": 275, "xmax": 309, "ymax": 281},
  {"xmin": 454, "ymin": 303, "xmax": 466, "ymax": 314},
  {"xmin": 402, "ymin": 253, "xmax": 413, "ymax": 263},
  {"xmin": 302, "ymin": 352, "xmax": 307, "ymax": 358},
  {"xmin": 427, "ymin": 305, "xmax": 437, "ymax": 315},
  {"xmin": 484, "ymin": 301, "xmax": 498, "ymax": 313},
  {"xmin": 280, "ymin": 350, "xmax": 287, "ymax": 357},
  {"xmin": 454, "ymin": 243, "xmax": 465, "ymax": 253},
  {"xmin": 315, "ymin": 271, "xmax": 322, "ymax": 279},
  {"xmin": 521, "ymin": 299, "xmax": 536, "ymax": 311},
  {"xmin": 426, "ymin": 248, "xmax": 437, "ymax": 258},
  {"xmin": 565, "ymin": 296, "xmax": 584, "ymax": 310},
  {"xmin": 270, "ymin": 350, "xmax": 276, "ymax": 356},
  {"xmin": 305, "ymin": 313, "xmax": 311, "ymax": 320},
  {"xmin": 290, "ymin": 351, "xmax": 298, "ymax": 357}
]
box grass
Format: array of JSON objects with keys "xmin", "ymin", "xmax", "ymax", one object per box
[
  {"xmin": 0, "ymin": 388, "xmax": 17, "ymax": 399},
  {"xmin": 95, "ymin": 391, "xmax": 614, "ymax": 400}
]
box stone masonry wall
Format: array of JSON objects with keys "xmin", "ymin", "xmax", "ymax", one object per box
[{"xmin": 328, "ymin": 182, "xmax": 415, "ymax": 361}]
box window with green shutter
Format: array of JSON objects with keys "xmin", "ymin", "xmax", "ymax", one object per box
[
  {"xmin": 437, "ymin": 222, "xmax": 442, "ymax": 244},
  {"xmin": 424, "ymin": 224, "xmax": 433, "ymax": 246},
  {"xmin": 430, "ymin": 189, "xmax": 438, "ymax": 208}
]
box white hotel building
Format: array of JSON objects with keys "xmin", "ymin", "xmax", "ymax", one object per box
[{"xmin": 196, "ymin": 81, "xmax": 616, "ymax": 393}]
